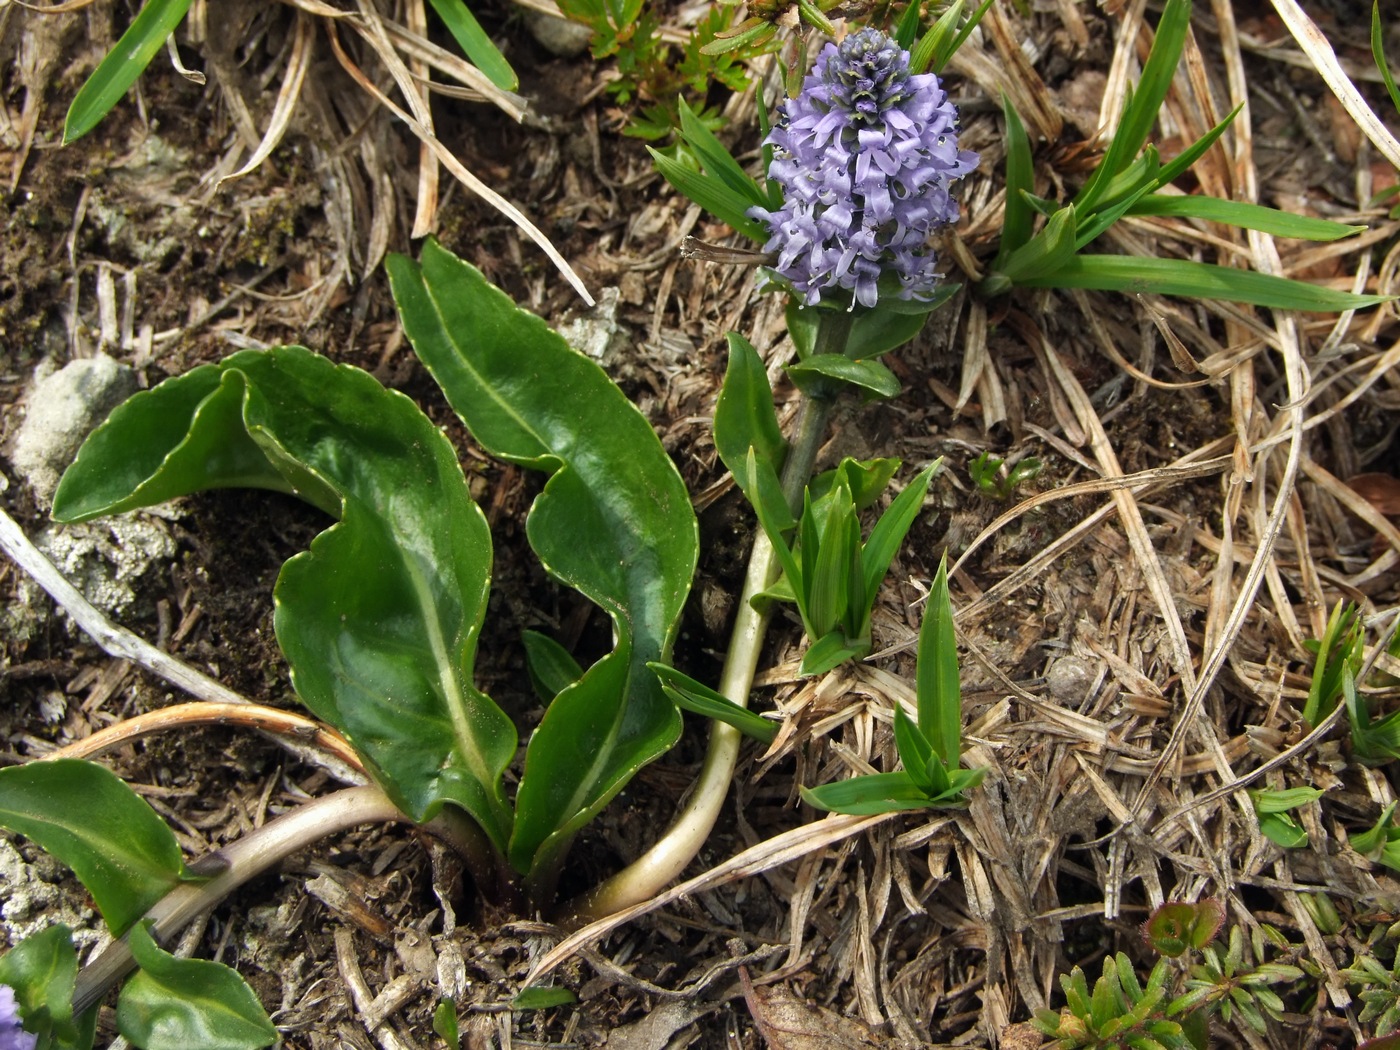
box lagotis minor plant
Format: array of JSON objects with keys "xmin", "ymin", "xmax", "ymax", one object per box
[{"xmin": 752, "ymin": 28, "xmax": 978, "ymax": 308}]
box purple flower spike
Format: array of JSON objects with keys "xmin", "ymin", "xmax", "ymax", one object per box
[
  {"xmin": 0, "ymin": 986, "xmax": 36, "ymax": 1050},
  {"xmin": 751, "ymin": 29, "xmax": 978, "ymax": 308}
]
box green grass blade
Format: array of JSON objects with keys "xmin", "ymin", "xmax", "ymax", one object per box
[
  {"xmin": 861, "ymin": 461, "xmax": 937, "ymax": 602},
  {"xmin": 425, "ymin": 0, "xmax": 518, "ymax": 91},
  {"xmin": 64, "ymin": 0, "xmax": 194, "ymax": 144},
  {"xmin": 1073, "ymin": 0, "xmax": 1191, "ymax": 211},
  {"xmin": 909, "ymin": 0, "xmax": 962, "ymax": 75},
  {"xmin": 935, "ymin": 0, "xmax": 996, "ymax": 73},
  {"xmin": 649, "ymin": 663, "xmax": 777, "ymax": 743},
  {"xmin": 997, "ymin": 204, "xmax": 1077, "ymax": 283},
  {"xmin": 678, "ymin": 97, "xmax": 771, "ymax": 209},
  {"xmin": 894, "ymin": 0, "xmax": 929, "ymax": 50},
  {"xmin": 1127, "ymin": 194, "xmax": 1365, "ymax": 241},
  {"xmin": 1150, "ymin": 103, "xmax": 1242, "ymax": 190},
  {"xmin": 1017, "ymin": 255, "xmax": 1394, "ymax": 311},
  {"xmin": 1375, "ymin": 1, "xmax": 1400, "ymax": 116},
  {"xmin": 648, "ymin": 146, "xmax": 768, "ymax": 242},
  {"xmin": 993, "ymin": 93, "xmax": 1035, "ymax": 271}
]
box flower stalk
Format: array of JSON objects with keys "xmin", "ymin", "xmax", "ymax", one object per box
[
  {"xmin": 70, "ymin": 787, "xmax": 489, "ymax": 1016},
  {"xmin": 562, "ymin": 337, "xmax": 839, "ymax": 924}
]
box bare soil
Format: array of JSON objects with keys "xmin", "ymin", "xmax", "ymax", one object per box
[{"xmin": 2, "ymin": 1, "xmax": 1400, "ymax": 1048}]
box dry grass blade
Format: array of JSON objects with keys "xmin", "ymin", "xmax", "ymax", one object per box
[
  {"xmin": 216, "ymin": 9, "xmax": 313, "ymax": 189},
  {"xmin": 949, "ymin": 453, "xmax": 1233, "ymax": 579},
  {"xmin": 41, "ymin": 701, "xmax": 365, "ymax": 773},
  {"xmin": 326, "ymin": 22, "xmax": 595, "ymax": 304},
  {"xmin": 528, "ymin": 813, "xmax": 896, "ymax": 981},
  {"xmin": 406, "ymin": 0, "xmax": 438, "ymax": 238},
  {"xmin": 1269, "ymin": 0, "xmax": 1400, "ymax": 171},
  {"xmin": 1037, "ymin": 336, "xmax": 1199, "ymax": 692}
]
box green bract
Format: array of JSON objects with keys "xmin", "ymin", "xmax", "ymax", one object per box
[{"xmin": 802, "ymin": 557, "xmax": 984, "ymax": 814}]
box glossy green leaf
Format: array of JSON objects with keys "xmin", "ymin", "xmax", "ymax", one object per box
[
  {"xmin": 0, "ymin": 761, "xmax": 191, "ymax": 935},
  {"xmin": 860, "ymin": 461, "xmax": 937, "ymax": 604},
  {"xmin": 748, "ymin": 447, "xmax": 800, "ymax": 543},
  {"xmin": 0, "ymin": 925, "xmax": 95, "ymax": 1049},
  {"xmin": 117, "ymin": 922, "xmax": 276, "ymax": 1050},
  {"xmin": 1016, "ymin": 255, "xmax": 1394, "ymax": 311},
  {"xmin": 53, "ymin": 347, "xmax": 516, "ymax": 850},
  {"xmin": 425, "ymin": 0, "xmax": 517, "ymax": 91},
  {"xmin": 788, "ymin": 354, "xmax": 901, "ymax": 400},
  {"xmin": 649, "ymin": 663, "xmax": 777, "ymax": 743},
  {"xmin": 917, "ymin": 557, "xmax": 961, "ymax": 766},
  {"xmin": 846, "ymin": 299, "xmax": 946, "ymax": 360},
  {"xmin": 715, "ymin": 333, "xmax": 785, "ymax": 481},
  {"xmin": 63, "ymin": 0, "xmax": 194, "ymax": 144},
  {"xmin": 522, "ymin": 630, "xmax": 585, "ymax": 703},
  {"xmin": 810, "ymin": 458, "xmax": 899, "ymax": 513},
  {"xmin": 1074, "ymin": 0, "xmax": 1190, "ymax": 211},
  {"xmin": 805, "ymin": 485, "xmax": 856, "ymax": 635},
  {"xmin": 995, "ymin": 93, "xmax": 1036, "ymax": 271},
  {"xmin": 786, "ymin": 302, "xmax": 819, "ymax": 359},
  {"xmin": 387, "ymin": 241, "xmax": 699, "ymax": 885},
  {"xmin": 1127, "ymin": 195, "xmax": 1365, "ymax": 240}
]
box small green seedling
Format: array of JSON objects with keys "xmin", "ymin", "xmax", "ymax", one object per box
[
  {"xmin": 1248, "ymin": 786, "xmax": 1323, "ymax": 849},
  {"xmin": 1302, "ymin": 600, "xmax": 1364, "ymax": 728},
  {"xmin": 968, "ymin": 450, "xmax": 1042, "ymax": 500},
  {"xmin": 1039, "ymin": 901, "xmax": 1304, "ymax": 1049}
]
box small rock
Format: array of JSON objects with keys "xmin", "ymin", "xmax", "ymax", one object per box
[
  {"xmin": 27, "ymin": 516, "xmax": 176, "ymax": 618},
  {"xmin": 524, "ymin": 9, "xmax": 593, "ymax": 57},
  {"xmin": 10, "ymin": 354, "xmax": 138, "ymax": 505},
  {"xmin": 1046, "ymin": 654, "xmax": 1098, "ymax": 703},
  {"xmin": 558, "ymin": 286, "xmax": 627, "ymax": 364}
]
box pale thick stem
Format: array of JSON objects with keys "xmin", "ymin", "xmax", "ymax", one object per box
[
  {"xmin": 72, "ymin": 786, "xmax": 486, "ymax": 1015},
  {"xmin": 562, "ymin": 396, "xmax": 835, "ymax": 924}
]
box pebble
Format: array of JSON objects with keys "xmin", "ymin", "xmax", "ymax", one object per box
[{"xmin": 10, "ymin": 354, "xmax": 138, "ymax": 505}]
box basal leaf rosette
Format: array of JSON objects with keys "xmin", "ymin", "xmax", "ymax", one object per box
[{"xmin": 751, "ymin": 28, "xmax": 978, "ymax": 308}]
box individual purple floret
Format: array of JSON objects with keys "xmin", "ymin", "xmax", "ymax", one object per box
[
  {"xmin": 0, "ymin": 986, "xmax": 36, "ymax": 1050},
  {"xmin": 751, "ymin": 28, "xmax": 979, "ymax": 308}
]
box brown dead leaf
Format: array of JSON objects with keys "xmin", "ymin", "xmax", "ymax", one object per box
[
  {"xmin": 1347, "ymin": 473, "xmax": 1400, "ymax": 517},
  {"xmin": 739, "ymin": 969, "xmax": 880, "ymax": 1050}
]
